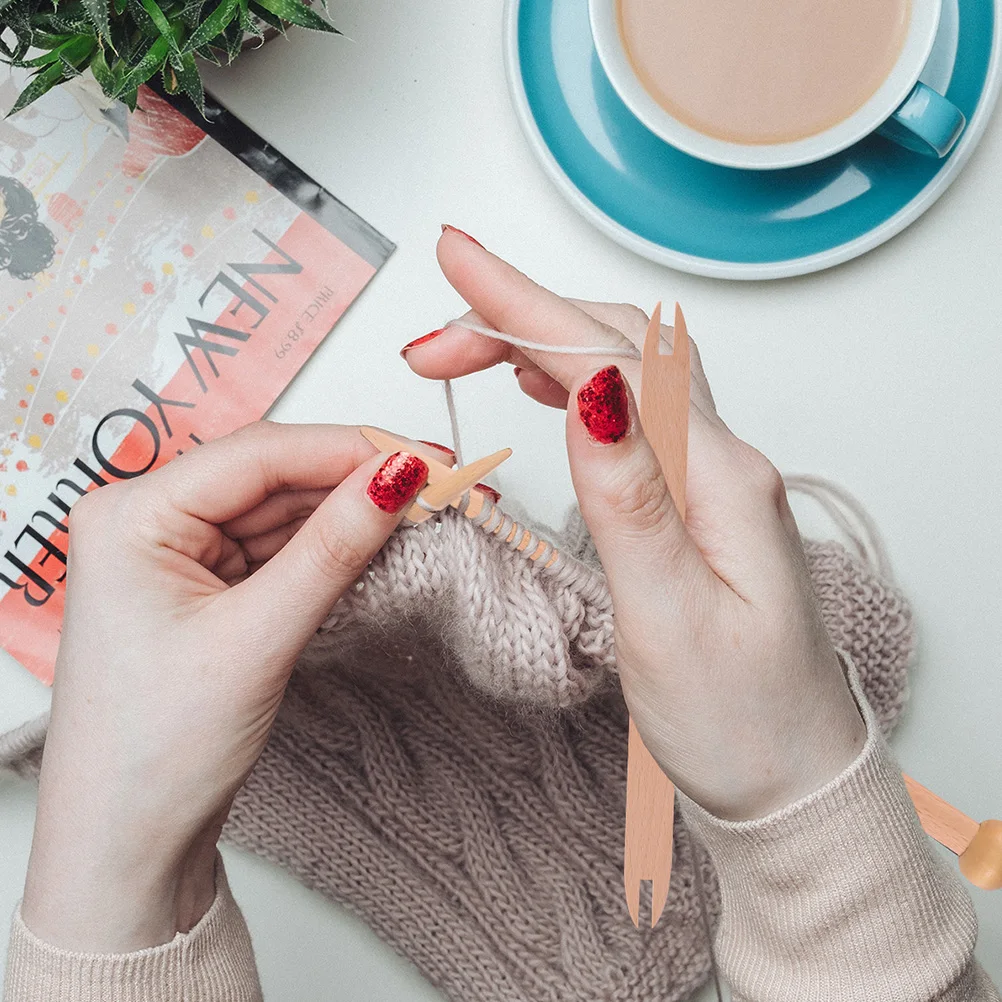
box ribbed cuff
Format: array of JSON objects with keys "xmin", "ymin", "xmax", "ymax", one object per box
[
  {"xmin": 4, "ymin": 854, "xmax": 262, "ymax": 1002},
  {"xmin": 679, "ymin": 653, "xmax": 988, "ymax": 1002}
]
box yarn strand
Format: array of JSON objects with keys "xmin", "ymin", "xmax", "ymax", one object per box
[
  {"xmin": 437, "ymin": 317, "xmax": 644, "ymax": 587},
  {"xmin": 446, "ymin": 318, "xmax": 643, "ymax": 359}
]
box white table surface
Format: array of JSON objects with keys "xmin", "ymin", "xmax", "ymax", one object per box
[{"xmin": 3, "ymin": 0, "xmax": 1002, "ymax": 995}]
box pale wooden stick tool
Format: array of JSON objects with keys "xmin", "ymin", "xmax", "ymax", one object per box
[
  {"xmin": 623, "ymin": 301, "xmax": 690, "ymax": 928},
  {"xmin": 366, "ymin": 365, "xmax": 1002, "ymax": 904},
  {"xmin": 904, "ymin": 775, "xmax": 1002, "ymax": 890},
  {"xmin": 360, "ymin": 427, "xmax": 572, "ymax": 568}
]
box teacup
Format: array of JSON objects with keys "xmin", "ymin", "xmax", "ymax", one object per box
[{"xmin": 589, "ymin": 0, "xmax": 967, "ymax": 170}]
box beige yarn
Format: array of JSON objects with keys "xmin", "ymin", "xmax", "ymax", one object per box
[{"xmin": 0, "ymin": 501, "xmax": 914, "ymax": 1001}]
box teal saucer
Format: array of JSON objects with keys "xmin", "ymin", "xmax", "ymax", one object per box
[{"xmin": 504, "ymin": 0, "xmax": 1000, "ymax": 279}]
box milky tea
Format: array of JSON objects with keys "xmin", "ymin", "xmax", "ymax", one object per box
[{"xmin": 617, "ymin": 0, "xmax": 911, "ymax": 145}]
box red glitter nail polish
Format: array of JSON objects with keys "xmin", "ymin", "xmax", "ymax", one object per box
[
  {"xmin": 400, "ymin": 329, "xmax": 446, "ymax": 355},
  {"xmin": 441, "ymin": 224, "xmax": 485, "ymax": 250},
  {"xmin": 576, "ymin": 366, "xmax": 630, "ymax": 444},
  {"xmin": 367, "ymin": 452, "xmax": 429, "ymax": 514}
]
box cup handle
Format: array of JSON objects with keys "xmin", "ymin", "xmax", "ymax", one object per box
[{"xmin": 877, "ymin": 81, "xmax": 967, "ymax": 157}]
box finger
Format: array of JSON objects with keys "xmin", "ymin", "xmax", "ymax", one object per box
[
  {"xmin": 432, "ymin": 228, "xmax": 640, "ymax": 391},
  {"xmin": 514, "ymin": 367, "xmax": 570, "ymax": 410},
  {"xmin": 402, "ymin": 309, "xmax": 517, "ymax": 379},
  {"xmin": 228, "ymin": 451, "xmax": 429, "ymax": 649},
  {"xmin": 238, "ymin": 515, "xmax": 310, "ymax": 566},
  {"xmin": 567, "ymin": 300, "xmax": 649, "ymax": 348},
  {"xmin": 566, "ymin": 364, "xmax": 712, "ymax": 663},
  {"xmin": 138, "ymin": 422, "xmax": 376, "ymax": 526},
  {"xmin": 212, "ymin": 536, "xmax": 250, "ymax": 585},
  {"xmin": 404, "ymin": 301, "xmax": 648, "ymax": 381},
  {"xmin": 222, "ymin": 489, "xmax": 332, "ymax": 539}
]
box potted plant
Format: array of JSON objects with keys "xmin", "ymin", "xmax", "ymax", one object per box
[{"xmin": 0, "ymin": 0, "xmax": 334, "ymax": 116}]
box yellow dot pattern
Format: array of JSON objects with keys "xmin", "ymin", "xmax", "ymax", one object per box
[
  {"xmin": 87, "ymin": 343, "xmax": 99, "ymax": 356},
  {"xmin": 123, "ymin": 302, "xmax": 136, "ymax": 315},
  {"xmin": 162, "ymin": 262, "xmax": 175, "ymax": 275},
  {"xmin": 27, "ymin": 434, "xmax": 41, "ymax": 449},
  {"xmin": 56, "ymin": 390, "xmax": 68, "ymax": 403},
  {"xmin": 201, "ymin": 225, "xmax": 214, "ymax": 239}
]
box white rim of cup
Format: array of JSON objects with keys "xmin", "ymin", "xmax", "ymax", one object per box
[
  {"xmin": 502, "ymin": 0, "xmax": 1002, "ymax": 278},
  {"xmin": 588, "ymin": 0, "xmax": 944, "ymax": 170}
]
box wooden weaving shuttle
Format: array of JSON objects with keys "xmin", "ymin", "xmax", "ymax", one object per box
[{"xmin": 623, "ymin": 302, "xmax": 689, "ymax": 928}]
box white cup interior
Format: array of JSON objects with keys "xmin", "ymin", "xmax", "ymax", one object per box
[{"xmin": 590, "ymin": 0, "xmax": 944, "ymax": 169}]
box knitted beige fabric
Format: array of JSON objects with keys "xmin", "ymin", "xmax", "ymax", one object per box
[{"xmin": 1, "ymin": 505, "xmax": 915, "ymax": 1001}]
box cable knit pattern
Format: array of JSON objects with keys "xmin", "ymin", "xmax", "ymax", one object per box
[{"xmin": 1, "ymin": 507, "xmax": 915, "ymax": 1001}]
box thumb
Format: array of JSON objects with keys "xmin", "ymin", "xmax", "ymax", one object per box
[
  {"xmin": 567, "ymin": 365, "xmax": 707, "ymax": 607},
  {"xmin": 225, "ymin": 450, "xmax": 429, "ymax": 659}
]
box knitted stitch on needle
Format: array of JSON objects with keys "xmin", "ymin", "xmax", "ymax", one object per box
[{"xmin": 1, "ymin": 496, "xmax": 914, "ymax": 1002}]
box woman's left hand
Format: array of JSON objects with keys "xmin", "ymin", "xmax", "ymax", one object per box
[{"xmin": 22, "ymin": 422, "xmax": 429, "ymax": 952}]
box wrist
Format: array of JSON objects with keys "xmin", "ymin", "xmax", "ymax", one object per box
[
  {"xmin": 22, "ymin": 809, "xmax": 219, "ymax": 953},
  {"xmin": 688, "ymin": 649, "xmax": 869, "ymax": 822}
]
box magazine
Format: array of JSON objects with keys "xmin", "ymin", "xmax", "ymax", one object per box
[{"xmin": 0, "ymin": 67, "xmax": 393, "ymax": 683}]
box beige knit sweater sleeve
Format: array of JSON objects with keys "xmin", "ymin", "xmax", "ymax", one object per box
[
  {"xmin": 3, "ymin": 855, "xmax": 262, "ymax": 1002},
  {"xmin": 680, "ymin": 660, "xmax": 1000, "ymax": 1002},
  {"xmin": 5, "ymin": 668, "xmax": 999, "ymax": 1001}
]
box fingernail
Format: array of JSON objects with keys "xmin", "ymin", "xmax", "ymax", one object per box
[
  {"xmin": 419, "ymin": 440, "xmax": 456, "ymax": 463},
  {"xmin": 513, "ymin": 366, "xmax": 522, "ymax": 377},
  {"xmin": 400, "ymin": 328, "xmax": 446, "ymax": 356},
  {"xmin": 441, "ymin": 224, "xmax": 485, "ymax": 250},
  {"xmin": 366, "ymin": 452, "xmax": 429, "ymax": 514},
  {"xmin": 475, "ymin": 483, "xmax": 502, "ymax": 503},
  {"xmin": 577, "ymin": 365, "xmax": 630, "ymax": 444}
]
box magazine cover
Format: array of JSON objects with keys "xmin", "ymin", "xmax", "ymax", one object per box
[{"xmin": 0, "ymin": 67, "xmax": 394, "ymax": 683}]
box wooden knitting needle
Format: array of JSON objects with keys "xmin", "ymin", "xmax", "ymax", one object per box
[
  {"xmin": 411, "ymin": 450, "xmax": 513, "ymax": 523},
  {"xmin": 360, "ymin": 428, "xmax": 588, "ymax": 571},
  {"xmin": 904, "ymin": 775, "xmax": 1002, "ymax": 890},
  {"xmin": 360, "ymin": 427, "xmax": 510, "ymax": 524},
  {"xmin": 623, "ymin": 302, "xmax": 689, "ymax": 928}
]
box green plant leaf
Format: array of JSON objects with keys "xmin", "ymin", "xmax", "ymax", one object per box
[
  {"xmin": 80, "ymin": 0, "xmax": 110, "ymax": 38},
  {"xmin": 179, "ymin": 0, "xmax": 205, "ymax": 26},
  {"xmin": 89, "ymin": 43, "xmax": 116, "ymax": 91},
  {"xmin": 19, "ymin": 45, "xmax": 67, "ymax": 66},
  {"xmin": 114, "ymin": 31, "xmax": 168, "ymax": 93},
  {"xmin": 181, "ymin": 0, "xmax": 237, "ymax": 51},
  {"xmin": 237, "ymin": 2, "xmax": 261, "ymax": 38},
  {"xmin": 221, "ymin": 15, "xmax": 241, "ymax": 60},
  {"xmin": 193, "ymin": 42, "xmax": 222, "ymax": 63},
  {"xmin": 246, "ymin": 1, "xmax": 284, "ymax": 34},
  {"xmin": 168, "ymin": 48, "xmax": 203, "ymax": 111},
  {"xmin": 7, "ymin": 61, "xmax": 64, "ymax": 116},
  {"xmin": 251, "ymin": 0, "xmax": 334, "ymax": 32},
  {"xmin": 137, "ymin": 0, "xmax": 179, "ymax": 49}
]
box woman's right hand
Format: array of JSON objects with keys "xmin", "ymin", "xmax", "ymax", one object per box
[{"xmin": 402, "ymin": 228, "xmax": 867, "ymax": 821}]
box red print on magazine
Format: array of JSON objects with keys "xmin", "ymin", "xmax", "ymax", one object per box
[{"xmin": 0, "ymin": 68, "xmax": 393, "ymax": 682}]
